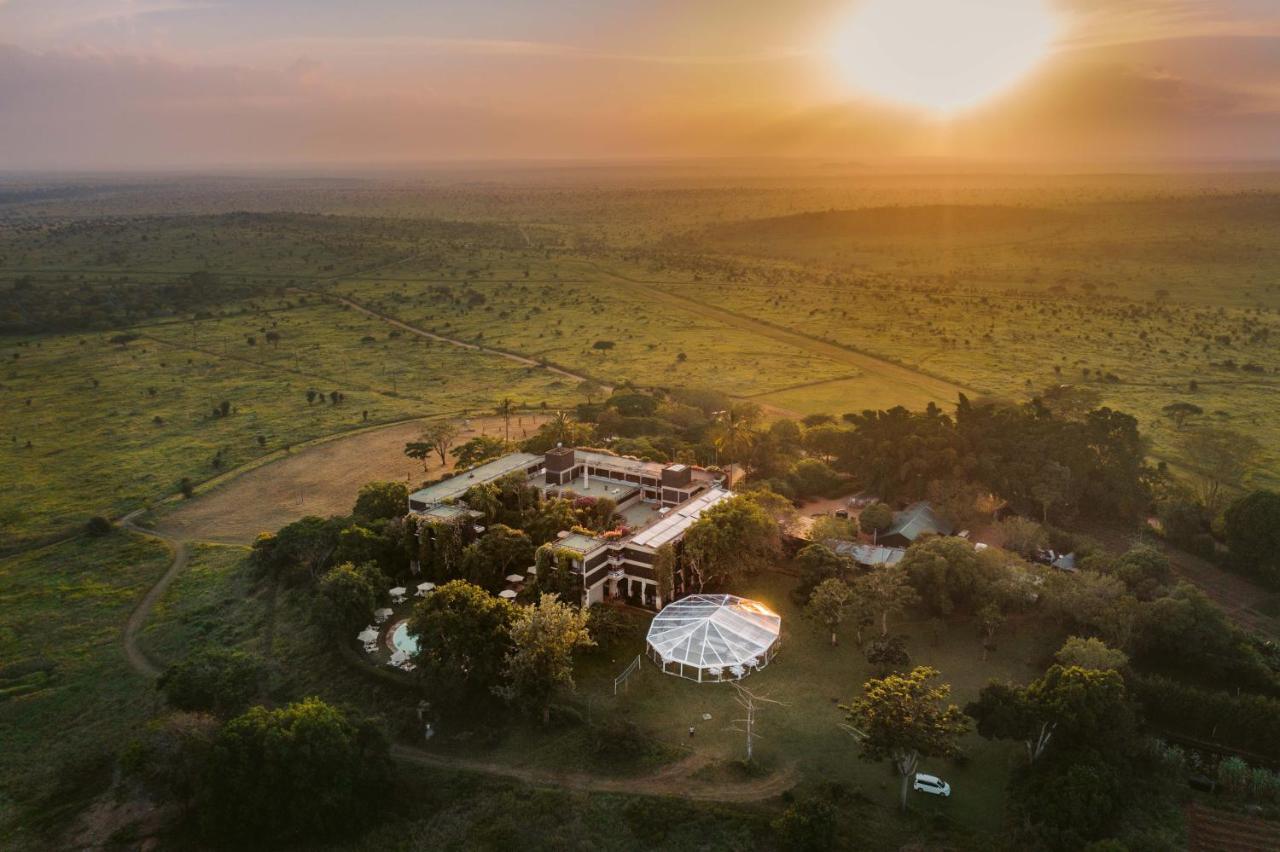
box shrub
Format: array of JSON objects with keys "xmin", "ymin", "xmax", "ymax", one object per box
[{"xmin": 86, "ymin": 515, "xmax": 113, "ymax": 536}]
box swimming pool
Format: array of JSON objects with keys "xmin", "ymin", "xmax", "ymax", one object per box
[{"xmin": 390, "ymin": 621, "xmax": 419, "ymax": 655}]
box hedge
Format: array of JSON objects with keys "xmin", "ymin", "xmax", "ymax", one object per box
[{"xmin": 1133, "ymin": 674, "xmax": 1280, "ymax": 762}]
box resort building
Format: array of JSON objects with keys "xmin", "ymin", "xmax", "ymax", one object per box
[{"xmin": 407, "ymin": 446, "xmax": 729, "ymax": 609}]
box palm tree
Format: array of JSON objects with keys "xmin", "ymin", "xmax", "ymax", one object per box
[
  {"xmin": 497, "ymin": 397, "xmax": 514, "ymax": 442},
  {"xmin": 548, "ymin": 410, "xmax": 574, "ymax": 446},
  {"xmin": 710, "ymin": 402, "xmax": 760, "ymax": 476}
]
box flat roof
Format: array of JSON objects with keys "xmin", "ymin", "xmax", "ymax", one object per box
[
  {"xmin": 555, "ymin": 532, "xmax": 604, "ymax": 554},
  {"xmin": 418, "ymin": 504, "xmax": 481, "ymax": 522},
  {"xmin": 408, "ymin": 452, "xmax": 542, "ymax": 506},
  {"xmin": 629, "ymin": 486, "xmax": 732, "ymax": 549}
]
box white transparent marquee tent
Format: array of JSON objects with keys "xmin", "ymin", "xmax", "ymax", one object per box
[{"xmin": 645, "ymin": 594, "xmax": 781, "ymax": 682}]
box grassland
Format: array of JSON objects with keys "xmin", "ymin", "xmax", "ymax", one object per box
[
  {"xmin": 0, "ymin": 531, "xmax": 171, "ymax": 833},
  {"xmin": 2, "ymin": 296, "xmax": 579, "ymax": 548}
]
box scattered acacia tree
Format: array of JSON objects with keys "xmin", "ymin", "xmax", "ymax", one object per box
[
  {"xmin": 682, "ymin": 494, "xmax": 781, "ymax": 591},
  {"xmin": 859, "ymin": 502, "xmax": 895, "ymax": 538},
  {"xmin": 806, "ymin": 578, "xmax": 853, "ymax": 646},
  {"xmin": 200, "ymin": 698, "xmax": 391, "ymax": 844},
  {"xmin": 842, "ymin": 667, "xmax": 969, "ymax": 812},
  {"xmin": 421, "ymin": 420, "xmax": 461, "ymax": 467},
  {"xmin": 157, "ymin": 648, "xmax": 265, "ymax": 718},
  {"xmin": 577, "ymin": 378, "xmax": 605, "ymax": 404},
  {"xmin": 1055, "ymin": 636, "xmax": 1128, "ymax": 671},
  {"xmin": 1178, "ymin": 426, "xmax": 1261, "ymax": 514},
  {"xmin": 1162, "ymin": 401, "xmax": 1203, "ymax": 431},
  {"xmin": 497, "ymin": 593, "xmax": 595, "ymax": 724},
  {"xmin": 853, "ymin": 564, "xmax": 919, "ymax": 636},
  {"xmin": 1223, "ymin": 490, "xmax": 1280, "ymax": 586},
  {"xmin": 352, "ymin": 480, "xmax": 408, "ymax": 523},
  {"xmin": 406, "ymin": 580, "xmax": 515, "ymax": 720}
]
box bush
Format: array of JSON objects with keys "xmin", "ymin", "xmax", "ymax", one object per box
[
  {"xmin": 772, "ymin": 797, "xmax": 836, "ymax": 851},
  {"xmin": 86, "ymin": 515, "xmax": 113, "ymax": 536},
  {"xmin": 1132, "ymin": 675, "xmax": 1280, "ymax": 761},
  {"xmin": 157, "ymin": 647, "xmax": 265, "ymax": 718}
]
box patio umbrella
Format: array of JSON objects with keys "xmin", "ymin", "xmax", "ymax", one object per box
[
  {"xmin": 504, "ymin": 574, "xmax": 525, "ymax": 584},
  {"xmin": 389, "ymin": 586, "xmax": 407, "ymax": 596},
  {"xmin": 497, "ymin": 589, "xmax": 517, "ymax": 599},
  {"xmin": 357, "ymin": 628, "xmax": 379, "ymax": 643},
  {"xmin": 416, "ymin": 582, "xmax": 436, "ymax": 592}
]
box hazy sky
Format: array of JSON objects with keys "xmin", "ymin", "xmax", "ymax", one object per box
[{"xmin": 1, "ymin": 0, "xmax": 1277, "ymax": 169}]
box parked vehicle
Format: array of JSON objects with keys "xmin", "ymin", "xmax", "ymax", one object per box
[{"xmin": 913, "ymin": 773, "xmax": 951, "ymax": 797}]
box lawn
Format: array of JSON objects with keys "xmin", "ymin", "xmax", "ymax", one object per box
[{"xmin": 0, "ymin": 531, "xmax": 171, "ymax": 838}]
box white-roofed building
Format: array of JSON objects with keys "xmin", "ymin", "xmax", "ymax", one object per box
[{"xmin": 406, "ymin": 445, "xmax": 729, "ymax": 610}]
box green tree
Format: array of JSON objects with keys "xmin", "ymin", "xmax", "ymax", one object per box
[
  {"xmin": 317, "ymin": 561, "xmax": 382, "ymax": 632},
  {"xmin": 157, "ymin": 648, "xmax": 265, "ymax": 718},
  {"xmin": 859, "ymin": 502, "xmax": 894, "ymax": 537},
  {"xmin": 1223, "ymin": 490, "xmax": 1280, "ymax": 586},
  {"xmin": 864, "ymin": 634, "xmax": 910, "ymax": 676},
  {"xmin": 771, "ymin": 797, "xmax": 836, "ymax": 852},
  {"xmin": 1055, "ymin": 636, "xmax": 1128, "ymax": 671},
  {"xmin": 998, "ymin": 516, "xmax": 1048, "ymax": 557},
  {"xmin": 1162, "ymin": 401, "xmax": 1203, "ymax": 431},
  {"xmin": 496, "ymin": 397, "xmax": 515, "ymax": 442},
  {"xmin": 451, "ymin": 435, "xmax": 512, "ymax": 469},
  {"xmin": 577, "ymin": 378, "xmax": 605, "ymax": 404},
  {"xmin": 900, "ymin": 536, "xmax": 1003, "ymax": 616},
  {"xmin": 710, "ymin": 402, "xmax": 761, "ymax": 469},
  {"xmin": 794, "ymin": 542, "xmax": 850, "ymax": 599},
  {"xmin": 421, "ymin": 420, "xmax": 461, "ymax": 466},
  {"xmin": 121, "ymin": 711, "xmax": 219, "ymax": 815},
  {"xmin": 682, "ymin": 493, "xmax": 781, "ymax": 591},
  {"xmin": 853, "ymin": 563, "xmax": 919, "ymax": 636},
  {"xmin": 263, "ymin": 515, "xmax": 341, "ymax": 582},
  {"xmin": 653, "ymin": 542, "xmax": 676, "ymax": 606},
  {"xmin": 841, "ymin": 667, "xmax": 969, "ymax": 812},
  {"xmin": 352, "ymin": 480, "xmax": 408, "ymax": 522},
  {"xmin": 406, "ymin": 580, "xmax": 516, "ymax": 719},
  {"xmin": 1178, "ymin": 426, "xmax": 1261, "ymax": 514},
  {"xmin": 497, "ymin": 593, "xmax": 595, "ymax": 724},
  {"xmin": 201, "ymin": 698, "xmax": 391, "ymax": 843},
  {"xmin": 976, "ymin": 601, "xmax": 1006, "ymax": 660},
  {"xmin": 806, "ymin": 578, "xmax": 853, "ymax": 646},
  {"xmin": 461, "ymin": 524, "xmax": 535, "ymax": 592}
]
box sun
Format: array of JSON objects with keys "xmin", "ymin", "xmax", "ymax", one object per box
[{"xmin": 829, "ymin": 0, "xmax": 1059, "ymax": 114}]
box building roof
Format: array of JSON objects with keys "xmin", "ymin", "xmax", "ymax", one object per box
[
  {"xmin": 883, "ymin": 501, "xmax": 952, "ymax": 543},
  {"xmin": 828, "ymin": 541, "xmax": 907, "ymax": 567},
  {"xmin": 408, "ymin": 452, "xmax": 542, "ymax": 507},
  {"xmin": 629, "ymin": 486, "xmax": 732, "ymax": 549},
  {"xmin": 554, "ymin": 532, "xmax": 605, "ymax": 555},
  {"xmin": 418, "ymin": 504, "xmax": 481, "ymax": 522}
]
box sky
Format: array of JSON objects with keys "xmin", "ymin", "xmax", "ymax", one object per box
[{"xmin": 0, "ymin": 0, "xmax": 1277, "ymax": 170}]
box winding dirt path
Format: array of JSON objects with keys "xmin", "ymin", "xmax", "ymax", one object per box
[{"xmin": 120, "ymin": 510, "xmax": 188, "ymax": 680}]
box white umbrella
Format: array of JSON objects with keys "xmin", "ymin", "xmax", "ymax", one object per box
[
  {"xmin": 416, "ymin": 581, "xmax": 436, "ymax": 592},
  {"xmin": 357, "ymin": 628, "xmax": 379, "ymax": 643},
  {"xmin": 497, "ymin": 589, "xmax": 517, "ymax": 599},
  {"xmin": 389, "ymin": 586, "xmax": 407, "ymax": 596},
  {"xmin": 504, "ymin": 574, "xmax": 525, "ymax": 584}
]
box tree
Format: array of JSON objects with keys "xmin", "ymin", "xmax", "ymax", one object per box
[
  {"xmin": 794, "ymin": 542, "xmax": 850, "ymax": 599},
  {"xmin": 1178, "ymin": 426, "xmax": 1261, "ymax": 514},
  {"xmin": 682, "ymin": 494, "xmax": 781, "ymax": 591},
  {"xmin": 807, "ymin": 578, "xmax": 853, "ymax": 646},
  {"xmin": 998, "ymin": 517, "xmax": 1048, "ymax": 557},
  {"xmin": 122, "ymin": 711, "xmax": 219, "ymax": 814},
  {"xmin": 406, "ymin": 580, "xmax": 516, "ymax": 719},
  {"xmin": 809, "ymin": 514, "xmax": 859, "ymax": 543},
  {"xmin": 772, "ymin": 797, "xmax": 837, "ymax": 852},
  {"xmin": 709, "ymin": 402, "xmax": 761, "ymax": 468},
  {"xmin": 420, "ymin": 420, "xmax": 461, "ymax": 466},
  {"xmin": 352, "ymin": 480, "xmax": 408, "ymax": 522},
  {"xmin": 497, "ymin": 593, "xmax": 595, "ymax": 724},
  {"xmin": 157, "ymin": 648, "xmax": 265, "ymax": 718},
  {"xmin": 577, "ymin": 378, "xmax": 605, "ymax": 404},
  {"xmin": 842, "ymin": 667, "xmax": 969, "ymax": 812},
  {"xmin": 317, "ymin": 562, "xmax": 382, "ymax": 632},
  {"xmin": 1031, "ymin": 460, "xmax": 1072, "ymax": 524},
  {"xmin": 451, "ymin": 435, "xmax": 511, "ymax": 469},
  {"xmin": 200, "ymin": 698, "xmax": 391, "ymax": 843},
  {"xmin": 976, "ymin": 602, "xmax": 1005, "ymax": 660},
  {"xmin": 1162, "ymin": 401, "xmax": 1203, "ymax": 431},
  {"xmin": 859, "ymin": 502, "xmax": 894, "ymax": 537},
  {"xmin": 853, "ymin": 564, "xmax": 920, "ymax": 636},
  {"xmin": 1055, "ymin": 636, "xmax": 1128, "ymax": 671},
  {"xmin": 496, "ymin": 397, "xmax": 514, "ymax": 442},
  {"xmin": 460, "ymin": 524, "xmax": 534, "ymax": 592},
  {"xmin": 864, "ymin": 634, "xmax": 910, "ymax": 676},
  {"xmin": 86, "ymin": 515, "xmax": 113, "ymax": 536},
  {"xmin": 263, "ymin": 515, "xmax": 340, "ymax": 582},
  {"xmin": 727, "ymin": 682, "xmax": 784, "ymax": 762},
  {"xmin": 900, "ymin": 536, "xmax": 1002, "ymax": 616},
  {"xmin": 1223, "ymin": 490, "xmax": 1280, "ymax": 586}
]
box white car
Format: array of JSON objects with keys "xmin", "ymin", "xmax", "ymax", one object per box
[{"xmin": 913, "ymin": 773, "xmax": 951, "ymax": 797}]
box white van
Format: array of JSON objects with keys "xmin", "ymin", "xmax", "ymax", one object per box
[{"xmin": 913, "ymin": 773, "xmax": 951, "ymax": 797}]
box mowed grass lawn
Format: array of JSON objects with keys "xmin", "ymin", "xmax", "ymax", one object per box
[
  {"xmin": 0, "ymin": 531, "xmax": 171, "ymax": 831},
  {"xmin": 451, "ymin": 571, "xmax": 1057, "ymax": 835},
  {"xmin": 1, "ymin": 297, "xmax": 580, "ymax": 547}
]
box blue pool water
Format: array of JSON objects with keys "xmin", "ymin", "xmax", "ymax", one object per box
[{"xmin": 391, "ymin": 621, "xmax": 419, "ymax": 655}]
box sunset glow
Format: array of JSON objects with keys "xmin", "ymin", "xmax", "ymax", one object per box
[{"xmin": 829, "ymin": 0, "xmax": 1060, "ymax": 114}]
